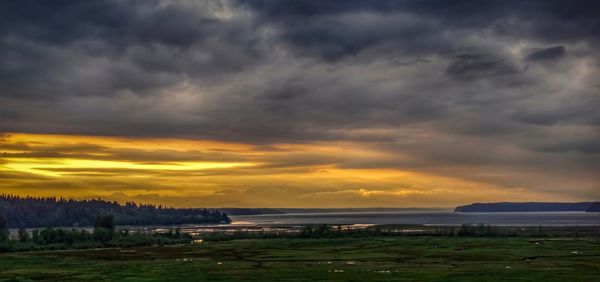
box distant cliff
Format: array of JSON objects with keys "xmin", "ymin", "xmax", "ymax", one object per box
[
  {"xmin": 454, "ymin": 202, "xmax": 595, "ymax": 213},
  {"xmin": 587, "ymin": 202, "xmax": 600, "ymax": 212}
]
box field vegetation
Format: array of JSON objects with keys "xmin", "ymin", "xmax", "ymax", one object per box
[{"xmin": 1, "ymin": 236, "xmax": 599, "ymax": 281}]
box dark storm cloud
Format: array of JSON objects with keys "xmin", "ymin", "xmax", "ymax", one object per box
[
  {"xmin": 510, "ymin": 93, "xmax": 600, "ymax": 126},
  {"xmin": 265, "ymin": 12, "xmax": 444, "ymax": 61},
  {"xmin": 445, "ymin": 54, "xmax": 522, "ymax": 81},
  {"xmin": 239, "ymin": 0, "xmax": 600, "ymax": 59},
  {"xmin": 0, "ymin": 0, "xmax": 262, "ymax": 99},
  {"xmin": 534, "ymin": 139, "xmax": 600, "ymax": 154},
  {"xmin": 1, "ymin": 0, "xmax": 599, "ymax": 197},
  {"xmin": 525, "ymin": 46, "xmax": 567, "ymax": 62},
  {"xmin": 0, "ymin": 0, "xmax": 223, "ymax": 47}
]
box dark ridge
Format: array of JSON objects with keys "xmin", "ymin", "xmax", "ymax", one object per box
[
  {"xmin": 0, "ymin": 194, "xmax": 230, "ymax": 228},
  {"xmin": 454, "ymin": 202, "xmax": 595, "ymax": 213}
]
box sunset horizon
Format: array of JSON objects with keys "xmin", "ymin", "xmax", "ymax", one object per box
[
  {"xmin": 1, "ymin": 1, "xmax": 599, "ymax": 280},
  {"xmin": 2, "ymin": 1, "xmax": 599, "ymax": 210},
  {"xmin": 2, "ymin": 131, "xmax": 595, "ymax": 208}
]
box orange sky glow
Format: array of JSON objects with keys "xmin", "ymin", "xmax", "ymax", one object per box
[{"xmin": 0, "ymin": 132, "xmax": 577, "ymax": 208}]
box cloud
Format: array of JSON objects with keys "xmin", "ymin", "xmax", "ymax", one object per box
[
  {"xmin": 0, "ymin": 0, "xmax": 599, "ymax": 205},
  {"xmin": 525, "ymin": 46, "xmax": 567, "ymax": 62},
  {"xmin": 445, "ymin": 54, "xmax": 522, "ymax": 81}
]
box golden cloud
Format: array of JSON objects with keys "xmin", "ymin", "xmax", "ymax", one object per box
[{"xmin": 0, "ymin": 132, "xmax": 566, "ymax": 207}]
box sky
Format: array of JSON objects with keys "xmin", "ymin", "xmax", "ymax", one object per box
[{"xmin": 0, "ymin": 0, "xmax": 599, "ymax": 208}]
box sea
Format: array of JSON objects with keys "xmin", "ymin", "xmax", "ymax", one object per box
[
  {"xmin": 10, "ymin": 211, "xmax": 599, "ymax": 235},
  {"xmin": 230, "ymin": 211, "xmax": 600, "ymax": 226}
]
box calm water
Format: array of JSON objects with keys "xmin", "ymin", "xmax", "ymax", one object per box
[
  {"xmin": 230, "ymin": 211, "xmax": 600, "ymax": 226},
  {"xmin": 10, "ymin": 211, "xmax": 598, "ymax": 235}
]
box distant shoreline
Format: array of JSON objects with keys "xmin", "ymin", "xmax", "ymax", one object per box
[{"xmin": 454, "ymin": 202, "xmax": 600, "ymax": 213}]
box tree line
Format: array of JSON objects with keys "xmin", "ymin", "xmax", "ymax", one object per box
[
  {"xmin": 0, "ymin": 215, "xmax": 193, "ymax": 252},
  {"xmin": 0, "ymin": 194, "xmax": 230, "ymax": 228}
]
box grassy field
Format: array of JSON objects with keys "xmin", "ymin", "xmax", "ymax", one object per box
[{"xmin": 1, "ymin": 237, "xmax": 599, "ymax": 281}]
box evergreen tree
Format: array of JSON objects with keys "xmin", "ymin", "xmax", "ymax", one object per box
[
  {"xmin": 0, "ymin": 217, "xmax": 8, "ymax": 242},
  {"xmin": 18, "ymin": 227, "xmax": 29, "ymax": 242},
  {"xmin": 0, "ymin": 194, "xmax": 231, "ymax": 228},
  {"xmin": 94, "ymin": 215, "xmax": 115, "ymax": 231}
]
